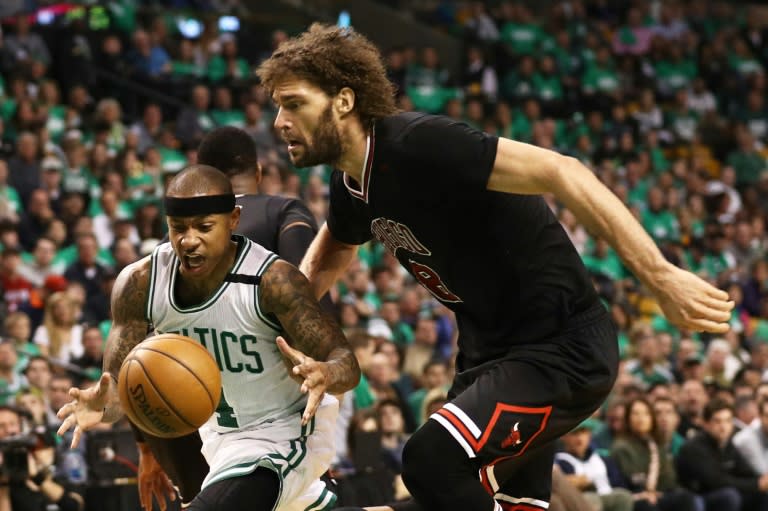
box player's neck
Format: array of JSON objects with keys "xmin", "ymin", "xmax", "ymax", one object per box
[{"xmin": 334, "ymin": 118, "xmax": 369, "ymax": 184}]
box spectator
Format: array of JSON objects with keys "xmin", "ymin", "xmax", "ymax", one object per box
[
  {"xmin": 32, "ymin": 291, "xmax": 83, "ymax": 364},
  {"xmin": 677, "ymin": 398, "xmax": 767, "ymax": 510},
  {"xmin": 733, "ymin": 398, "xmax": 768, "ymax": 476},
  {"xmin": 555, "ymin": 419, "xmax": 634, "ymax": 511},
  {"xmin": 653, "ymin": 396, "xmax": 685, "ymax": 457},
  {"xmin": 610, "ymin": 398, "xmax": 697, "ymax": 511},
  {"xmin": 7, "ymin": 132, "xmax": 41, "ymax": 208}
]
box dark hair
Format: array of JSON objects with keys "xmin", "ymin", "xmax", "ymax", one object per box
[
  {"xmin": 703, "ymin": 397, "xmax": 733, "ymax": 422},
  {"xmin": 257, "ymin": 23, "xmax": 398, "ymax": 126},
  {"xmin": 197, "ymin": 127, "xmax": 259, "ymax": 177},
  {"xmin": 24, "ymin": 356, "xmax": 53, "ymax": 374},
  {"xmin": 623, "ymin": 397, "xmax": 660, "ymax": 442}
]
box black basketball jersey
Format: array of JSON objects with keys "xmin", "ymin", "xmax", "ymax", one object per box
[
  {"xmin": 233, "ymin": 194, "xmax": 317, "ymax": 262},
  {"xmin": 327, "ymin": 112, "xmax": 599, "ymax": 368}
]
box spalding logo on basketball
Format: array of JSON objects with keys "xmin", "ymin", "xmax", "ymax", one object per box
[{"xmin": 118, "ymin": 334, "xmax": 222, "ymax": 438}]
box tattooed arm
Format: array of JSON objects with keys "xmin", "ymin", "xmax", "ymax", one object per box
[
  {"xmin": 100, "ymin": 258, "xmax": 153, "ymax": 421},
  {"xmin": 260, "ymin": 260, "xmax": 360, "ymax": 396},
  {"xmin": 56, "ymin": 258, "xmax": 152, "ymax": 446}
]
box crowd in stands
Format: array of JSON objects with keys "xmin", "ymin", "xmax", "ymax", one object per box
[{"xmin": 0, "ymin": 0, "xmax": 767, "ymax": 510}]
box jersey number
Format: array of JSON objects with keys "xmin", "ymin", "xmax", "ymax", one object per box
[
  {"xmin": 408, "ymin": 260, "xmax": 463, "ymax": 303},
  {"xmin": 215, "ymin": 389, "xmax": 238, "ymax": 428}
]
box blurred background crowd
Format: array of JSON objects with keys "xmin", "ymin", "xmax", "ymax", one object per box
[{"xmin": 0, "ymin": 0, "xmax": 767, "ymax": 510}]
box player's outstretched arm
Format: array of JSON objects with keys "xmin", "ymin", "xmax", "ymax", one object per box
[
  {"xmin": 487, "ymin": 138, "xmax": 734, "ymax": 333},
  {"xmin": 56, "ymin": 258, "xmax": 152, "ymax": 447},
  {"xmin": 299, "ymin": 224, "xmax": 358, "ymax": 300},
  {"xmin": 260, "ymin": 259, "xmax": 361, "ymax": 423}
]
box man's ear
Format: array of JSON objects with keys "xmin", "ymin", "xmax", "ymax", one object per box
[
  {"xmin": 336, "ymin": 87, "xmax": 356, "ymax": 116},
  {"xmin": 230, "ymin": 205, "xmax": 241, "ymax": 230}
]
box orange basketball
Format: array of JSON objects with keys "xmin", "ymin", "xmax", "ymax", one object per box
[{"xmin": 118, "ymin": 334, "xmax": 221, "ymax": 438}]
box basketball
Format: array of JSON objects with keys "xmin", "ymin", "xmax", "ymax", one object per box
[{"xmin": 118, "ymin": 334, "xmax": 221, "ymax": 438}]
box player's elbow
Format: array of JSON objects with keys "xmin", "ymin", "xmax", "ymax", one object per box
[{"xmin": 548, "ymin": 155, "xmax": 591, "ymax": 196}]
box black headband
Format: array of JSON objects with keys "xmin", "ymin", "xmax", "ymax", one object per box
[{"xmin": 164, "ymin": 194, "xmax": 236, "ymax": 217}]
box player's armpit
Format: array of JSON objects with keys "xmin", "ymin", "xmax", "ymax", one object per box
[
  {"xmin": 102, "ymin": 258, "xmax": 153, "ymax": 421},
  {"xmin": 259, "ymin": 260, "xmax": 360, "ymax": 395}
]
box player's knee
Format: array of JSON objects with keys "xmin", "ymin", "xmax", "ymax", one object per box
[
  {"xmin": 402, "ymin": 421, "xmax": 437, "ymax": 488},
  {"xmin": 403, "ymin": 419, "xmax": 465, "ymax": 488}
]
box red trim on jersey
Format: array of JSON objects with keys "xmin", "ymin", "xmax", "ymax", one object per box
[
  {"xmin": 499, "ymin": 503, "xmax": 547, "ymax": 511},
  {"xmin": 343, "ymin": 127, "xmax": 375, "ymax": 203},
  {"xmin": 479, "ymin": 467, "xmax": 494, "ymax": 495},
  {"xmin": 436, "ymin": 408, "xmax": 479, "ymax": 451}
]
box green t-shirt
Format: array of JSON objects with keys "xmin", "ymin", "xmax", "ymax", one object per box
[
  {"xmin": 211, "ymin": 109, "xmax": 246, "ymax": 128},
  {"xmin": 582, "ymin": 249, "xmax": 627, "ymax": 280},
  {"xmin": 532, "ymin": 73, "xmax": 563, "ymax": 101},
  {"xmin": 45, "ymin": 105, "xmax": 67, "ymax": 142},
  {"xmin": 500, "ymin": 22, "xmax": 544, "ymax": 55},
  {"xmin": 501, "ymin": 71, "xmax": 535, "ymax": 101},
  {"xmin": 727, "ymin": 150, "xmax": 766, "ymax": 186},
  {"xmin": 171, "ymin": 61, "xmax": 204, "ymax": 78},
  {"xmin": 158, "ymin": 146, "xmax": 188, "ymax": 174},
  {"xmin": 654, "ymin": 59, "xmax": 698, "ymax": 92},
  {"xmin": 207, "ymin": 56, "xmax": 251, "ymax": 83},
  {"xmin": 642, "ymin": 209, "xmax": 680, "ymax": 243},
  {"xmin": 353, "ymin": 374, "xmax": 376, "ymax": 410},
  {"xmin": 0, "ymin": 185, "xmax": 21, "ymax": 215},
  {"xmin": 582, "ymin": 65, "xmax": 620, "ymax": 94}
]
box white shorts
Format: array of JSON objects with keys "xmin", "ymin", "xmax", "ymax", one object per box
[{"xmin": 198, "ymin": 394, "xmax": 339, "ymax": 511}]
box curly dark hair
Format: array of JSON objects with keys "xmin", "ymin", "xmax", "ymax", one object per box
[{"xmin": 256, "ymin": 23, "xmax": 398, "ymax": 126}]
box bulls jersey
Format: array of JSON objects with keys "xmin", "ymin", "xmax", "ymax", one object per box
[
  {"xmin": 327, "ymin": 113, "xmax": 599, "ymax": 369},
  {"xmin": 146, "ymin": 235, "xmax": 305, "ymax": 435}
]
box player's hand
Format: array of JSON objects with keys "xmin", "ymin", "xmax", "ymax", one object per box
[
  {"xmin": 276, "ymin": 336, "xmax": 329, "ymax": 426},
  {"xmin": 137, "ymin": 443, "xmax": 177, "ymax": 511},
  {"xmin": 56, "ymin": 373, "xmax": 113, "ymax": 448},
  {"xmin": 652, "ymin": 264, "xmax": 734, "ymax": 333}
]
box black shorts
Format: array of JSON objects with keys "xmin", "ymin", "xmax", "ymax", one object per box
[
  {"xmin": 431, "ymin": 303, "xmax": 618, "ymax": 510},
  {"xmin": 186, "ymin": 468, "xmax": 280, "ymax": 511}
]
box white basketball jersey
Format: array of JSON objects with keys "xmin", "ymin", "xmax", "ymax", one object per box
[{"xmin": 147, "ymin": 236, "xmax": 306, "ymax": 434}]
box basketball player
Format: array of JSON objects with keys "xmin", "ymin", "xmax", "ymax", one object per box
[
  {"xmin": 133, "ymin": 127, "xmax": 324, "ymax": 511},
  {"xmin": 56, "ymin": 165, "xmax": 360, "ymax": 511},
  {"xmin": 256, "ymin": 25, "xmax": 734, "ymax": 511}
]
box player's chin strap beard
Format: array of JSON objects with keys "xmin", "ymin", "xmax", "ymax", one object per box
[{"xmin": 163, "ymin": 194, "xmax": 236, "ymax": 217}]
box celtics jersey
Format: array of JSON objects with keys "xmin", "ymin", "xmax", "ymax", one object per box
[{"xmin": 146, "ymin": 235, "xmax": 306, "ymax": 434}]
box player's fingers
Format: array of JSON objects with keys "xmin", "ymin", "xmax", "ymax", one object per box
[
  {"xmin": 56, "ymin": 413, "xmax": 76, "ymax": 437},
  {"xmin": 166, "ymin": 480, "xmax": 177, "ymax": 501},
  {"xmin": 690, "ymin": 303, "xmax": 731, "ymax": 323},
  {"xmin": 138, "ymin": 483, "xmax": 150, "ymax": 510},
  {"xmin": 156, "ymin": 486, "xmax": 167, "ymax": 511},
  {"xmin": 687, "ymin": 318, "xmax": 730, "ymax": 334},
  {"xmin": 71, "ymin": 426, "xmax": 83, "ymax": 449},
  {"xmin": 68, "ymin": 387, "xmax": 80, "ymax": 400},
  {"xmin": 276, "ymin": 337, "xmax": 304, "ymax": 364},
  {"xmin": 97, "ymin": 373, "xmax": 112, "ymax": 397},
  {"xmin": 302, "ymin": 390, "xmax": 322, "ymax": 425},
  {"xmin": 56, "ymin": 401, "xmax": 75, "ymax": 420},
  {"xmin": 704, "ymin": 286, "xmax": 730, "ymax": 301},
  {"xmin": 698, "ymin": 295, "xmax": 734, "ymax": 313}
]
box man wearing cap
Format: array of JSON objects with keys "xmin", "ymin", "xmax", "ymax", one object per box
[{"xmin": 555, "ymin": 419, "xmax": 633, "ymax": 511}]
